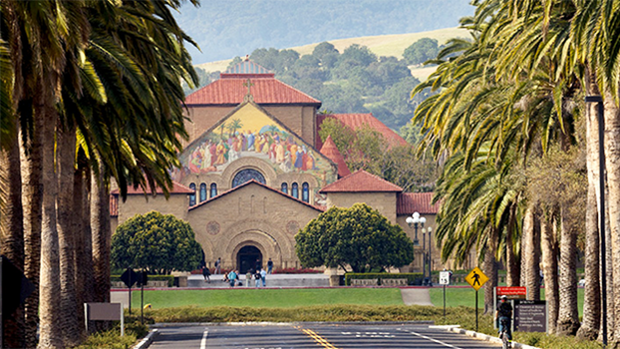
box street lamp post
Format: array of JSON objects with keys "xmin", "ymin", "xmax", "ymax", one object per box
[
  {"xmin": 406, "ymin": 212, "xmax": 426, "ymax": 275},
  {"xmin": 427, "ymin": 227, "xmax": 433, "ymax": 284},
  {"xmin": 585, "ymin": 95, "xmax": 607, "ymax": 347}
]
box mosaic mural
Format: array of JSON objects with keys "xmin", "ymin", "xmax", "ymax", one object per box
[{"xmin": 173, "ymin": 103, "xmax": 337, "ymax": 202}]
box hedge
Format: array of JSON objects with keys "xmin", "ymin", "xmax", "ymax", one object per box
[
  {"xmin": 344, "ymin": 273, "xmax": 423, "ymax": 286},
  {"xmin": 110, "ymin": 274, "xmax": 175, "ymax": 287}
]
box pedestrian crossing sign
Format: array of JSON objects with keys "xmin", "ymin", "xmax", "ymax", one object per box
[{"xmin": 465, "ymin": 267, "xmax": 488, "ymax": 291}]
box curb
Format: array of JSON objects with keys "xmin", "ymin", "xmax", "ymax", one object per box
[
  {"xmin": 132, "ymin": 329, "xmax": 159, "ymax": 349},
  {"xmin": 150, "ymin": 320, "xmax": 435, "ymax": 328},
  {"xmin": 447, "ymin": 326, "xmax": 541, "ymax": 349}
]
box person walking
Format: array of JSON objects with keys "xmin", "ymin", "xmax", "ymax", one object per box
[
  {"xmin": 267, "ymin": 258, "xmax": 273, "ymax": 274},
  {"xmin": 246, "ymin": 269, "xmax": 252, "ymax": 288},
  {"xmin": 215, "ymin": 257, "xmax": 221, "ymax": 274},
  {"xmin": 254, "ymin": 269, "xmax": 261, "ymax": 287},
  {"xmin": 260, "ymin": 268, "xmax": 267, "ymax": 287},
  {"xmin": 202, "ymin": 265, "xmax": 211, "ymax": 283},
  {"xmin": 228, "ymin": 269, "xmax": 237, "ymax": 287},
  {"xmin": 496, "ymin": 295, "xmax": 513, "ymax": 347}
]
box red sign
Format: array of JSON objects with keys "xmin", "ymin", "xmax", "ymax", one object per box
[{"xmin": 497, "ymin": 286, "xmax": 527, "ymax": 299}]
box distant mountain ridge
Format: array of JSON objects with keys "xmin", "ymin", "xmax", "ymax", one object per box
[{"xmin": 175, "ymin": 0, "xmax": 474, "ymax": 64}]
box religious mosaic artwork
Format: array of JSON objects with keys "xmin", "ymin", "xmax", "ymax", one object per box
[{"xmin": 173, "ymin": 103, "xmax": 338, "ymax": 202}]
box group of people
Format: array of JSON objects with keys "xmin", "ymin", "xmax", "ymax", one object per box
[{"xmin": 202, "ymin": 257, "xmax": 274, "ymax": 288}]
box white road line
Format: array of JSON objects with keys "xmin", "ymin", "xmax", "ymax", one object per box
[
  {"xmin": 407, "ymin": 330, "xmax": 463, "ymax": 349},
  {"xmin": 200, "ymin": 329, "xmax": 208, "ymax": 349}
]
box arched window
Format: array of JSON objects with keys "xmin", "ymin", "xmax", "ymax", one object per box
[
  {"xmin": 189, "ymin": 183, "xmax": 196, "ymax": 206},
  {"xmin": 210, "ymin": 183, "xmax": 217, "ymax": 198},
  {"xmin": 291, "ymin": 183, "xmax": 299, "ymax": 199},
  {"xmin": 302, "ymin": 182, "xmax": 309, "ymax": 203},
  {"xmin": 281, "ymin": 183, "xmax": 288, "ymax": 194},
  {"xmin": 232, "ymin": 169, "xmax": 266, "ymax": 188},
  {"xmin": 199, "ymin": 183, "xmax": 207, "ymax": 202}
]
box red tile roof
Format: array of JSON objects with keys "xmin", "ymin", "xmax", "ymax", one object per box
[
  {"xmin": 315, "ymin": 114, "xmax": 409, "ymax": 149},
  {"xmin": 110, "ymin": 181, "xmax": 195, "ymax": 195},
  {"xmin": 189, "ymin": 179, "xmax": 324, "ymax": 212},
  {"xmin": 397, "ymin": 192, "xmax": 439, "ymax": 215},
  {"xmin": 319, "ymin": 135, "xmax": 351, "ymax": 178},
  {"xmin": 185, "ymin": 77, "xmax": 321, "ymax": 106},
  {"xmin": 320, "ymin": 170, "xmax": 403, "ymax": 193}
]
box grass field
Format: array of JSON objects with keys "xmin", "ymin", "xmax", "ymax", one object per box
[
  {"xmin": 130, "ymin": 288, "xmax": 403, "ymax": 310},
  {"xmin": 429, "ymin": 287, "xmax": 585, "ymax": 317}
]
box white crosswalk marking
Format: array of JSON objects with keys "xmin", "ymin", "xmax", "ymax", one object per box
[
  {"xmin": 407, "ymin": 330, "xmax": 463, "ymax": 348},
  {"xmin": 200, "ymin": 329, "xmax": 208, "ymax": 349}
]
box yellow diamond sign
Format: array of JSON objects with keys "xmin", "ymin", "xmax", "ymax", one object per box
[{"xmin": 465, "ymin": 267, "xmax": 488, "ymax": 291}]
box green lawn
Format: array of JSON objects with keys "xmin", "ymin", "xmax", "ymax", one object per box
[
  {"xmin": 429, "ymin": 287, "xmax": 585, "ymax": 317},
  {"xmin": 129, "ymin": 288, "xmax": 404, "ymax": 310}
]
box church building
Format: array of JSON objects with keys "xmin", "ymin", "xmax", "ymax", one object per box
[{"xmin": 110, "ymin": 60, "xmax": 441, "ymax": 274}]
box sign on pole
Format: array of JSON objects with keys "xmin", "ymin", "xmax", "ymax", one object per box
[
  {"xmin": 465, "ymin": 267, "xmax": 488, "ymax": 291},
  {"xmin": 439, "ymin": 271, "xmax": 451, "ymax": 285},
  {"xmin": 465, "ymin": 267, "xmax": 488, "ymax": 332},
  {"xmin": 515, "ymin": 300, "xmax": 547, "ymax": 332}
]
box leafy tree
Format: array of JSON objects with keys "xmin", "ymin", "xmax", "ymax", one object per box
[
  {"xmin": 312, "ymin": 42, "xmax": 339, "ymax": 61},
  {"xmin": 403, "ymin": 38, "xmax": 439, "ymax": 65},
  {"xmin": 111, "ymin": 211, "xmax": 203, "ymax": 275},
  {"xmin": 295, "ymin": 203, "xmax": 413, "ymax": 273},
  {"xmin": 339, "ymin": 44, "xmax": 377, "ymax": 67}
]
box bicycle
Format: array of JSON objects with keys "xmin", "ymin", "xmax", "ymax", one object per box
[{"xmin": 499, "ymin": 318, "xmax": 511, "ymax": 349}]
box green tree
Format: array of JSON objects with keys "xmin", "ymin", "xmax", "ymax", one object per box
[
  {"xmin": 312, "ymin": 41, "xmax": 339, "ymax": 61},
  {"xmin": 403, "ymin": 38, "xmax": 439, "ymax": 65},
  {"xmin": 296, "ymin": 203, "xmax": 413, "ymax": 273},
  {"xmin": 111, "ymin": 211, "xmax": 203, "ymax": 275}
]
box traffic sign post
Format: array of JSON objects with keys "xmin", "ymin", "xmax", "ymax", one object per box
[
  {"xmin": 465, "ymin": 267, "xmax": 488, "ymax": 332},
  {"xmin": 439, "ymin": 270, "xmax": 451, "ymax": 318},
  {"xmin": 120, "ymin": 268, "xmax": 138, "ymax": 314}
]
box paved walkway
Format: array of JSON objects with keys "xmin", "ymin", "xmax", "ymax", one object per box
[{"xmin": 400, "ymin": 288, "xmax": 433, "ymax": 306}]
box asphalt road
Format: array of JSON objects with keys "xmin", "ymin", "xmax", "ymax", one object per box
[{"xmin": 148, "ymin": 323, "xmax": 502, "ymax": 349}]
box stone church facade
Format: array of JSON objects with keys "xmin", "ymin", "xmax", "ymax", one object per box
[{"xmin": 110, "ymin": 60, "xmax": 444, "ymax": 274}]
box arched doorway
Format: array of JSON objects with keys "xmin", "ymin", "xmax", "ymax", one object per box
[{"xmin": 237, "ymin": 245, "xmax": 262, "ymax": 274}]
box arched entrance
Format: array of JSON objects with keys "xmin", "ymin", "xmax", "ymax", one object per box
[{"xmin": 237, "ymin": 245, "xmax": 262, "ymax": 274}]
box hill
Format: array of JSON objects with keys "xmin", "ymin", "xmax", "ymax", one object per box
[
  {"xmin": 195, "ymin": 27, "xmax": 468, "ymax": 81},
  {"xmin": 176, "ymin": 0, "xmax": 473, "ymax": 64}
]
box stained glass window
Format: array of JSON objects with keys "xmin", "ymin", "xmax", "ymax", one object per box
[
  {"xmin": 291, "ymin": 183, "xmax": 299, "ymax": 199},
  {"xmin": 210, "ymin": 183, "xmax": 217, "ymax": 198},
  {"xmin": 302, "ymin": 182, "xmax": 309, "ymax": 203},
  {"xmin": 232, "ymin": 169, "xmax": 266, "ymax": 187},
  {"xmin": 199, "ymin": 183, "xmax": 207, "ymax": 202},
  {"xmin": 281, "ymin": 183, "xmax": 288, "ymax": 194},
  {"xmin": 189, "ymin": 183, "xmax": 196, "ymax": 206}
]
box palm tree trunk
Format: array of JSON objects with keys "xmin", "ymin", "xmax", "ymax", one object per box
[
  {"xmin": 541, "ymin": 210, "xmax": 559, "ymax": 334},
  {"xmin": 0, "ymin": 121, "xmax": 25, "ymax": 348},
  {"xmin": 506, "ymin": 203, "xmax": 520, "ymax": 286},
  {"xmin": 556, "ymin": 204, "xmax": 580, "ymax": 335},
  {"xmin": 484, "ymin": 227, "xmax": 498, "ymax": 314},
  {"xmin": 20, "ymin": 97, "xmax": 43, "ymax": 349},
  {"xmin": 91, "ymin": 163, "xmax": 111, "ymax": 304},
  {"xmin": 73, "ymin": 156, "xmax": 92, "ymax": 337},
  {"xmin": 603, "ymin": 91, "xmax": 620, "ymax": 344},
  {"xmin": 56, "ymin": 123, "xmax": 80, "ymax": 345},
  {"xmin": 37, "ymin": 99, "xmax": 63, "ymax": 349},
  {"xmin": 576, "ymin": 71, "xmax": 601, "ymax": 340},
  {"xmin": 522, "ymin": 207, "xmax": 541, "ymax": 300}
]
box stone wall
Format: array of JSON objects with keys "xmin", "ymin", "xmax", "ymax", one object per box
[
  {"xmin": 325, "ymin": 192, "xmax": 398, "ymax": 223},
  {"xmin": 187, "ymin": 182, "xmax": 322, "ymax": 270}
]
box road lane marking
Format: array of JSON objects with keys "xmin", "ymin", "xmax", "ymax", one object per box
[
  {"xmin": 200, "ymin": 329, "xmax": 208, "ymax": 349},
  {"xmin": 295, "ymin": 326, "xmax": 339, "ymax": 349},
  {"xmin": 407, "ymin": 330, "xmax": 463, "ymax": 349}
]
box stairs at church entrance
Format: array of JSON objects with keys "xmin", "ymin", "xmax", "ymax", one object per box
[{"xmin": 187, "ymin": 273, "xmax": 331, "ymax": 288}]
